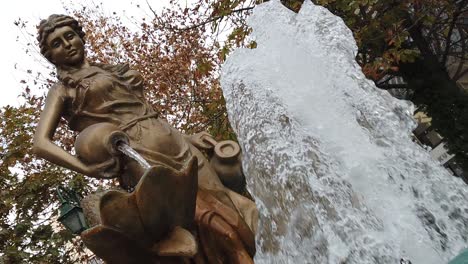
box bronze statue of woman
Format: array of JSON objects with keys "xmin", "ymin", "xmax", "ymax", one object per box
[{"xmin": 33, "ymin": 14, "xmax": 257, "ymax": 264}]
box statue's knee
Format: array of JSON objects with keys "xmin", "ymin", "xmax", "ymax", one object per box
[{"xmin": 223, "ymin": 229, "xmax": 239, "ymax": 242}]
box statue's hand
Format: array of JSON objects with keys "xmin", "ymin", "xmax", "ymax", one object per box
[
  {"xmin": 85, "ymin": 157, "xmax": 120, "ymax": 179},
  {"xmin": 188, "ymin": 132, "xmax": 217, "ymax": 150}
]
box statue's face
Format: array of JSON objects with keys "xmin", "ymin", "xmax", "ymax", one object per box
[{"xmin": 46, "ymin": 26, "xmax": 85, "ymax": 67}]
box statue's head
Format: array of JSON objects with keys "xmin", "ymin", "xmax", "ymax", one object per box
[{"xmin": 37, "ymin": 14, "xmax": 86, "ymax": 67}]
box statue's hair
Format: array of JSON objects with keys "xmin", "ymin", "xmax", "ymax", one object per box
[{"xmin": 37, "ymin": 14, "xmax": 85, "ymax": 61}]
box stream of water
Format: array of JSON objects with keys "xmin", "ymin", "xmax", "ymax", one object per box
[{"xmin": 117, "ymin": 143, "xmax": 151, "ymax": 170}]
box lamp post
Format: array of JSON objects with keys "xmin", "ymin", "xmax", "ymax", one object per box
[{"xmin": 57, "ymin": 187, "xmax": 88, "ymax": 235}]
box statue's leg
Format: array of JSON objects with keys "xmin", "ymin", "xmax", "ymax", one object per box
[
  {"xmin": 224, "ymin": 189, "xmax": 259, "ymax": 235},
  {"xmin": 198, "ymin": 213, "xmax": 254, "ymax": 264},
  {"xmin": 195, "ymin": 189, "xmax": 256, "ymax": 263}
]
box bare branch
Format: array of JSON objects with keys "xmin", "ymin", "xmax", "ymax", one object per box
[
  {"xmin": 442, "ymin": 0, "xmax": 467, "ymax": 65},
  {"xmin": 454, "ymin": 27, "xmax": 468, "ymax": 81},
  {"xmin": 146, "ymin": 0, "xmax": 158, "ymax": 18},
  {"xmin": 454, "ymin": 66, "xmax": 468, "ymax": 81},
  {"xmin": 181, "ymin": 6, "xmax": 255, "ymax": 31},
  {"xmin": 426, "ymin": 4, "xmax": 451, "ymax": 37}
]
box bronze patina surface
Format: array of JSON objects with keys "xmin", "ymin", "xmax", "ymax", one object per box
[{"xmin": 33, "ymin": 14, "xmax": 258, "ymax": 264}]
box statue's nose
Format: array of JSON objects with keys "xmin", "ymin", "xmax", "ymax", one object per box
[{"xmin": 63, "ymin": 38, "xmax": 72, "ymax": 48}]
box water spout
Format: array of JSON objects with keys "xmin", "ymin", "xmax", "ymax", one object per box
[{"xmin": 117, "ymin": 142, "xmax": 151, "ymax": 170}]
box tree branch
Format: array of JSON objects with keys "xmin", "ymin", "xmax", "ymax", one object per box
[
  {"xmin": 181, "ymin": 6, "xmax": 255, "ymax": 31},
  {"xmin": 426, "ymin": 5, "xmax": 451, "ymax": 37},
  {"xmin": 146, "ymin": 0, "xmax": 158, "ymax": 18},
  {"xmin": 453, "ymin": 25, "xmax": 468, "ymax": 81},
  {"xmin": 442, "ymin": 0, "xmax": 467, "ymax": 65},
  {"xmin": 405, "ymin": 12, "xmax": 446, "ymax": 74},
  {"xmin": 454, "ymin": 67, "xmax": 468, "ymax": 82}
]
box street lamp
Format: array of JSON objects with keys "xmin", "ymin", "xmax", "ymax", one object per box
[{"xmin": 57, "ymin": 187, "xmax": 88, "ymax": 235}]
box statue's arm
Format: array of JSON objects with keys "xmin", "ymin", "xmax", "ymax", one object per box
[{"xmin": 33, "ymin": 85, "xmax": 91, "ymax": 175}]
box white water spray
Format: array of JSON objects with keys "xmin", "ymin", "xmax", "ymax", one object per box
[{"xmin": 221, "ymin": 1, "xmax": 468, "ymax": 263}]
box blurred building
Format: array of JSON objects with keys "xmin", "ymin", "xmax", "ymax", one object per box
[
  {"xmin": 87, "ymin": 255, "xmax": 103, "ymax": 264},
  {"xmin": 413, "ymin": 112, "xmax": 465, "ymax": 180}
]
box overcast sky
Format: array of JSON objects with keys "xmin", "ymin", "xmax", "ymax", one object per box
[{"xmin": 0, "ymin": 0, "xmax": 170, "ymax": 107}]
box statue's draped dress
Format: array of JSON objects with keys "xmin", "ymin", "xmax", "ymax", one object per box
[{"xmin": 58, "ymin": 64, "xmax": 257, "ymax": 263}]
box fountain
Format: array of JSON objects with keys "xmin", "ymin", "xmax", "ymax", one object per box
[{"xmin": 221, "ymin": 1, "xmax": 468, "ymax": 263}]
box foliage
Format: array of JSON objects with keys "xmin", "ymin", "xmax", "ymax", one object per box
[{"xmin": 0, "ymin": 94, "xmax": 91, "ymax": 263}]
